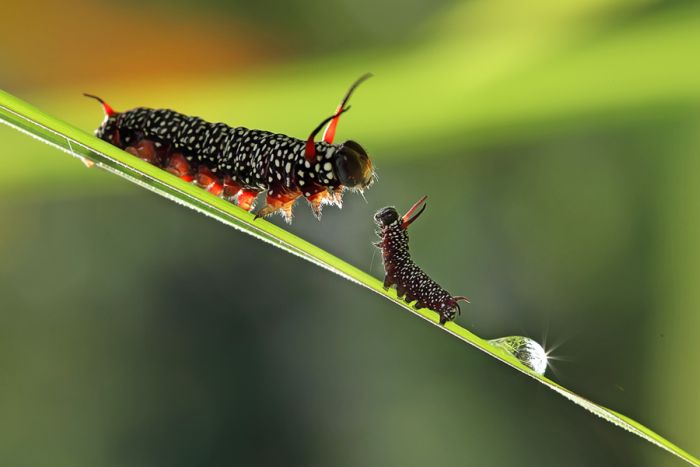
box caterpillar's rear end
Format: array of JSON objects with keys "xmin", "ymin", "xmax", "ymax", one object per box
[{"xmin": 85, "ymin": 75, "xmax": 375, "ymax": 223}]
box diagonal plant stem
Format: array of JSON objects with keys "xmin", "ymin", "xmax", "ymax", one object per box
[{"xmin": 0, "ymin": 88, "xmax": 697, "ymax": 466}]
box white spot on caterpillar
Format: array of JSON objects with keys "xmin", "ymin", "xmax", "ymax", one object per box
[{"xmin": 323, "ymin": 162, "xmax": 332, "ymax": 171}]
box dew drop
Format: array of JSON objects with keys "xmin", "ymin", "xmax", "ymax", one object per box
[{"xmin": 488, "ymin": 336, "xmax": 548, "ymax": 375}]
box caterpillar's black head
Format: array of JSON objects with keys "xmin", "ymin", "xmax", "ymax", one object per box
[
  {"xmin": 374, "ymin": 206, "xmax": 399, "ymax": 227},
  {"xmin": 334, "ymin": 140, "xmax": 374, "ymax": 190},
  {"xmin": 375, "ymin": 195, "xmax": 428, "ymax": 230}
]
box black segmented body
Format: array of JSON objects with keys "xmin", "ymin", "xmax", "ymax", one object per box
[
  {"xmin": 374, "ymin": 199, "xmax": 467, "ymax": 325},
  {"xmin": 87, "ymin": 75, "xmax": 375, "ymax": 222},
  {"xmin": 97, "ymin": 108, "xmax": 342, "ymax": 199}
]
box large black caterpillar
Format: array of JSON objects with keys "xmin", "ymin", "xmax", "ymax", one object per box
[
  {"xmin": 374, "ymin": 196, "xmax": 469, "ymax": 325},
  {"xmin": 85, "ymin": 74, "xmax": 375, "ymax": 223}
]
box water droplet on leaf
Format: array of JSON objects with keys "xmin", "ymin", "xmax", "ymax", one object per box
[{"xmin": 489, "ymin": 336, "xmax": 548, "ymax": 375}]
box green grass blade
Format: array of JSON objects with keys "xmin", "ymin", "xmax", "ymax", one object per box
[{"xmin": 0, "ymin": 88, "xmax": 697, "ymax": 466}]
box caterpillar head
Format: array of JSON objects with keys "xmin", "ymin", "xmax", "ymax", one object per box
[
  {"xmin": 306, "ymin": 74, "xmax": 375, "ymax": 190},
  {"xmin": 375, "ymin": 195, "xmax": 428, "ymax": 229},
  {"xmin": 333, "ymin": 140, "xmax": 374, "ymax": 190},
  {"xmin": 374, "ymin": 206, "xmax": 400, "ymax": 227}
]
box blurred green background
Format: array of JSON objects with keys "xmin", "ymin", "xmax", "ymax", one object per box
[{"xmin": 1, "ymin": 0, "xmax": 699, "ymax": 465}]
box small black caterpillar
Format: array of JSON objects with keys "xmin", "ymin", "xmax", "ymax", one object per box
[
  {"xmin": 374, "ymin": 196, "xmax": 469, "ymax": 325},
  {"xmin": 85, "ymin": 74, "xmax": 375, "ymax": 223}
]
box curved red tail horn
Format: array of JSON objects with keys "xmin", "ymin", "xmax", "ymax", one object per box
[{"xmin": 83, "ymin": 93, "xmax": 115, "ymax": 117}]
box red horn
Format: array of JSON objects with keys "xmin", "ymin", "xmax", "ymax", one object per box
[
  {"xmin": 401, "ymin": 195, "xmax": 428, "ymax": 229},
  {"xmin": 305, "ymin": 107, "xmax": 350, "ymax": 161},
  {"xmin": 83, "ymin": 93, "xmax": 115, "ymax": 117},
  {"xmin": 322, "ymin": 73, "xmax": 372, "ymax": 144}
]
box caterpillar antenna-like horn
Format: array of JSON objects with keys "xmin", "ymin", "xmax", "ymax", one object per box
[
  {"xmin": 305, "ymin": 106, "xmax": 350, "ymax": 161},
  {"xmin": 83, "ymin": 93, "xmax": 115, "ymax": 117},
  {"xmin": 401, "ymin": 195, "xmax": 428, "ymax": 229},
  {"xmin": 322, "ymin": 73, "xmax": 373, "ymax": 144}
]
